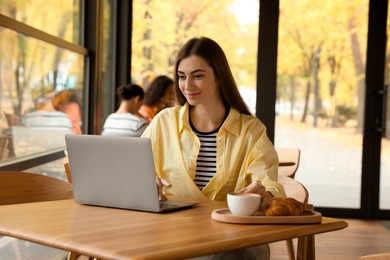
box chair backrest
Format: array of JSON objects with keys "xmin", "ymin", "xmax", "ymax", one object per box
[
  {"xmin": 0, "ymin": 171, "xmax": 73, "ymax": 205},
  {"xmin": 278, "ymin": 175, "xmax": 309, "ymax": 205},
  {"xmin": 277, "ymin": 148, "xmax": 301, "ymax": 179},
  {"xmin": 3, "ymin": 112, "xmax": 22, "ymax": 126},
  {"xmin": 0, "ymin": 138, "xmax": 9, "ymax": 159}
]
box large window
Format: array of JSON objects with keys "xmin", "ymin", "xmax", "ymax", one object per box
[
  {"xmin": 275, "ymin": 0, "xmax": 371, "ymax": 208},
  {"xmin": 0, "ymin": 1, "xmax": 85, "ymax": 178},
  {"xmin": 0, "ymin": 0, "xmax": 118, "ymax": 177}
]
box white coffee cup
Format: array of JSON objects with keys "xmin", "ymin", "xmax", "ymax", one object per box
[{"xmin": 227, "ymin": 193, "xmax": 261, "ymax": 216}]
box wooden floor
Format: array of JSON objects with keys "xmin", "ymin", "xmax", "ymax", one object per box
[
  {"xmin": 270, "ymin": 219, "xmax": 390, "ymax": 259},
  {"xmin": 0, "ymin": 219, "xmax": 389, "ymax": 259}
]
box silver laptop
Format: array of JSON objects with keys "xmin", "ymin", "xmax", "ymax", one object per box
[{"xmin": 65, "ymin": 134, "xmax": 198, "ymax": 212}]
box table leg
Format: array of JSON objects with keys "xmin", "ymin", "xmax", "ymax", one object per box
[
  {"xmin": 286, "ymin": 239, "xmax": 296, "ymax": 260},
  {"xmin": 297, "ymin": 235, "xmax": 315, "ymax": 260}
]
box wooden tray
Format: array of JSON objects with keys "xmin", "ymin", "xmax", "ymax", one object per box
[{"xmin": 211, "ymin": 208, "xmax": 322, "ymax": 224}]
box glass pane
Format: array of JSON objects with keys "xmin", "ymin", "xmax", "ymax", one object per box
[
  {"xmin": 381, "ymin": 119, "xmax": 390, "ymax": 210},
  {"xmin": 0, "ymin": 27, "xmax": 84, "ymax": 162},
  {"xmin": 275, "ymin": 0, "xmax": 369, "ymax": 208},
  {"xmin": 381, "ymin": 8, "xmax": 390, "ymax": 210},
  {"xmin": 131, "ymin": 0, "xmax": 259, "ymax": 109},
  {"xmin": 26, "ymin": 157, "xmax": 68, "ymax": 181},
  {"xmin": 0, "ymin": 0, "xmax": 80, "ymax": 44}
]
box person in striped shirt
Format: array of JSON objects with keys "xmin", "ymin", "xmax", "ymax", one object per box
[{"xmin": 102, "ymin": 84, "xmax": 147, "ymax": 137}]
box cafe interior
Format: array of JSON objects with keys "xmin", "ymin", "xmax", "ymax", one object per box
[{"xmin": 0, "ymin": 0, "xmax": 390, "ymax": 259}]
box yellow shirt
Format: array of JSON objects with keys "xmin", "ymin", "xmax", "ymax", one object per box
[{"xmin": 142, "ymin": 103, "xmax": 285, "ymax": 201}]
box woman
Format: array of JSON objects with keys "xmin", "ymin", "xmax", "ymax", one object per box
[
  {"xmin": 142, "ymin": 37, "xmax": 285, "ymax": 259},
  {"xmin": 102, "ymin": 84, "xmax": 147, "ymax": 137},
  {"xmin": 138, "ymin": 75, "xmax": 175, "ymax": 122}
]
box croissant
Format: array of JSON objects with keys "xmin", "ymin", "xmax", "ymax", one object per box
[{"xmin": 265, "ymin": 197, "xmax": 305, "ymax": 216}]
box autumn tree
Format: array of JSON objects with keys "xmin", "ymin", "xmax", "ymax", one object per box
[
  {"xmin": 132, "ymin": 0, "xmax": 258, "ymax": 89},
  {"xmin": 278, "ymin": 0, "xmax": 368, "ymax": 129},
  {"xmin": 0, "ymin": 0, "xmax": 79, "ymax": 116}
]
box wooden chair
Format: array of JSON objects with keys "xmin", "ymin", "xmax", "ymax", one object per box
[
  {"xmin": 277, "ymin": 148, "xmax": 301, "ymax": 179},
  {"xmin": 0, "ymin": 138, "xmax": 9, "ymax": 160},
  {"xmin": 0, "ymin": 171, "xmax": 74, "ymax": 205},
  {"xmin": 3, "ymin": 112, "xmax": 22, "ymax": 127},
  {"xmin": 0, "ymin": 171, "xmax": 95, "ymax": 260},
  {"xmin": 278, "ymin": 175, "xmax": 312, "ymax": 260},
  {"xmin": 278, "ymin": 176, "xmax": 308, "ymax": 205},
  {"xmin": 64, "ymin": 161, "xmax": 72, "ymax": 183},
  {"xmin": 0, "ymin": 171, "xmax": 74, "ymax": 259}
]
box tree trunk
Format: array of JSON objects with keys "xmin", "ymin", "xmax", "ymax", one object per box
[
  {"xmin": 329, "ymin": 55, "xmax": 336, "ymax": 127},
  {"xmin": 312, "ymin": 47, "xmax": 322, "ymax": 128},
  {"xmin": 51, "ymin": 13, "xmax": 72, "ymax": 91},
  {"xmin": 349, "ymin": 19, "xmax": 365, "ymax": 133},
  {"xmin": 300, "ymin": 51, "xmax": 313, "ymax": 123},
  {"xmin": 289, "ymin": 76, "xmax": 296, "ymax": 120},
  {"xmin": 301, "ymin": 80, "xmax": 311, "ymax": 123},
  {"xmin": 142, "ymin": 0, "xmax": 153, "ymax": 88},
  {"xmin": 14, "ymin": 35, "xmax": 27, "ymax": 116}
]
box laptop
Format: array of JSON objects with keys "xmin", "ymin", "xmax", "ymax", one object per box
[{"xmin": 65, "ymin": 134, "xmax": 198, "ymax": 212}]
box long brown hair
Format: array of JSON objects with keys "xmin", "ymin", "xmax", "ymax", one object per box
[
  {"xmin": 143, "ymin": 75, "xmax": 174, "ymax": 106},
  {"xmin": 174, "ymin": 37, "xmax": 251, "ymax": 115}
]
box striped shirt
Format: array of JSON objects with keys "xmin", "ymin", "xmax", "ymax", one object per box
[
  {"xmin": 102, "ymin": 113, "xmax": 147, "ymax": 137},
  {"xmin": 22, "ymin": 110, "xmax": 73, "ymax": 131},
  {"xmin": 194, "ymin": 131, "xmax": 217, "ymax": 190},
  {"xmin": 190, "ymin": 109, "xmax": 229, "ymax": 190}
]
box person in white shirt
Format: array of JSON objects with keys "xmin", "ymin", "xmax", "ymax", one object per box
[
  {"xmin": 102, "ymin": 84, "xmax": 147, "ymax": 137},
  {"xmin": 22, "ymin": 95, "xmax": 73, "ymax": 131}
]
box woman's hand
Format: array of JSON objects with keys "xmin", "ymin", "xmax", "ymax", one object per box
[
  {"xmin": 156, "ymin": 176, "xmax": 171, "ymax": 201},
  {"xmin": 237, "ymin": 181, "xmax": 273, "ymax": 208}
]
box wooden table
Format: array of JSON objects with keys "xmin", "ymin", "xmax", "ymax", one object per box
[{"xmin": 0, "ymin": 198, "xmax": 348, "ymax": 259}]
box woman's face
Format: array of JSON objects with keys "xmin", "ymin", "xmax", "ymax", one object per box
[{"xmin": 177, "ymin": 55, "xmax": 221, "ymax": 107}]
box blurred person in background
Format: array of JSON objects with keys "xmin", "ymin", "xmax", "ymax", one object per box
[
  {"xmin": 52, "ymin": 89, "xmax": 82, "ymax": 134},
  {"xmin": 22, "ymin": 93, "xmax": 73, "ymax": 132},
  {"xmin": 139, "ymin": 75, "xmax": 176, "ymax": 122},
  {"xmin": 102, "ymin": 84, "xmax": 147, "ymax": 137}
]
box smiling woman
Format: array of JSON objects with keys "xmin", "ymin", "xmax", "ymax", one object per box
[{"xmin": 141, "ymin": 37, "xmax": 285, "ymax": 259}]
